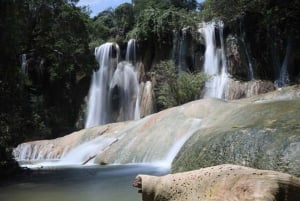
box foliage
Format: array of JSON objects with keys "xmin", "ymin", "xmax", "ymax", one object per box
[
  {"xmin": 153, "ymin": 61, "xmax": 207, "ymax": 110},
  {"xmin": 199, "ymin": 0, "xmax": 300, "ymax": 35},
  {"xmin": 0, "ymin": 0, "xmax": 94, "ymax": 176},
  {"xmin": 131, "ymin": 7, "xmax": 198, "ymax": 43}
]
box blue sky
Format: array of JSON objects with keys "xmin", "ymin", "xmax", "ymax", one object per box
[{"xmin": 78, "ymin": 0, "xmax": 204, "ymax": 17}]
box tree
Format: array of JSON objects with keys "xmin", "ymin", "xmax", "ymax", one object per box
[{"xmin": 114, "ymin": 3, "xmax": 135, "ymax": 37}]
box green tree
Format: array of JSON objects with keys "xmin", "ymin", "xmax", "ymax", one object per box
[
  {"xmin": 114, "ymin": 3, "xmax": 135, "ymax": 37},
  {"xmin": 153, "ymin": 60, "xmax": 207, "ymax": 110}
]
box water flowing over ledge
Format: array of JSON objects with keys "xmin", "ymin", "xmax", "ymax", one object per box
[{"xmin": 13, "ymin": 85, "xmax": 300, "ymax": 171}]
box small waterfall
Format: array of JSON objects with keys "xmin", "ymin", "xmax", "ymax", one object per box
[
  {"xmin": 275, "ymin": 37, "xmax": 292, "ymax": 88},
  {"xmin": 59, "ymin": 136, "xmax": 118, "ymax": 165},
  {"xmin": 172, "ymin": 29, "xmax": 188, "ymax": 72},
  {"xmin": 157, "ymin": 119, "xmax": 202, "ymax": 168},
  {"xmin": 85, "ymin": 43, "xmax": 120, "ymax": 128},
  {"xmin": 239, "ymin": 20, "xmax": 254, "ymax": 80},
  {"xmin": 200, "ymin": 21, "xmax": 228, "ymax": 98},
  {"xmin": 21, "ymin": 54, "xmax": 28, "ymax": 74},
  {"xmin": 125, "ymin": 39, "xmax": 137, "ymax": 65}
]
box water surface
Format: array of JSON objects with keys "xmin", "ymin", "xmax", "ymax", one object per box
[{"xmin": 0, "ymin": 164, "xmax": 169, "ymax": 201}]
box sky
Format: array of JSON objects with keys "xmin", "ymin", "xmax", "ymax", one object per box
[{"xmin": 78, "ymin": 0, "xmax": 204, "ymax": 17}]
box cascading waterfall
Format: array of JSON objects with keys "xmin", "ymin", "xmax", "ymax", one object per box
[
  {"xmin": 85, "ymin": 40, "xmax": 140, "ymax": 128},
  {"xmin": 200, "ymin": 21, "xmax": 228, "ymax": 98},
  {"xmin": 85, "ymin": 43, "xmax": 120, "ymax": 128}
]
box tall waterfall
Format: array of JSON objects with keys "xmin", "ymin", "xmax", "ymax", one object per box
[
  {"xmin": 200, "ymin": 21, "xmax": 228, "ymax": 98},
  {"xmin": 85, "ymin": 43, "xmax": 119, "ymax": 128},
  {"xmin": 125, "ymin": 39, "xmax": 140, "ymax": 120},
  {"xmin": 85, "ymin": 41, "xmax": 140, "ymax": 128}
]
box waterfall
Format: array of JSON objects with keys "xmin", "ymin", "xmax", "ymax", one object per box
[
  {"xmin": 85, "ymin": 41, "xmax": 141, "ymax": 128},
  {"xmin": 85, "ymin": 43, "xmax": 120, "ymax": 128},
  {"xmin": 110, "ymin": 61, "xmax": 140, "ymax": 122},
  {"xmin": 172, "ymin": 29, "xmax": 188, "ymax": 72},
  {"xmin": 21, "ymin": 54, "xmax": 28, "ymax": 74},
  {"xmin": 125, "ymin": 39, "xmax": 137, "ymax": 65},
  {"xmin": 200, "ymin": 21, "xmax": 228, "ymax": 98},
  {"xmin": 275, "ymin": 37, "xmax": 292, "ymax": 88},
  {"xmin": 239, "ymin": 20, "xmax": 254, "ymax": 80}
]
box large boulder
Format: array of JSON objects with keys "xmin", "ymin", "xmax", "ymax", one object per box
[{"xmin": 133, "ymin": 164, "xmax": 300, "ymax": 201}]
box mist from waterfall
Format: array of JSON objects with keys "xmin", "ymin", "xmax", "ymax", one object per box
[{"xmin": 200, "ymin": 21, "xmax": 229, "ymax": 99}]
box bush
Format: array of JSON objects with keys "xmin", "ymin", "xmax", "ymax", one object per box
[{"xmin": 153, "ymin": 60, "xmax": 207, "ymax": 110}]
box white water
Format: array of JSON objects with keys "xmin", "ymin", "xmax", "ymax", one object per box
[
  {"xmin": 200, "ymin": 21, "xmax": 229, "ymax": 98},
  {"xmin": 126, "ymin": 39, "xmax": 137, "ymax": 65},
  {"xmin": 85, "ymin": 41, "xmax": 140, "ymax": 128},
  {"xmin": 59, "ymin": 136, "xmax": 118, "ymax": 165},
  {"xmin": 125, "ymin": 39, "xmax": 140, "ymax": 120},
  {"xmin": 110, "ymin": 62, "xmax": 140, "ymax": 122},
  {"xmin": 85, "ymin": 43, "xmax": 120, "ymax": 128}
]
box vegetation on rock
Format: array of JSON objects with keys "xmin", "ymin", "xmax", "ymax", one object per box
[{"xmin": 152, "ymin": 60, "xmax": 207, "ymax": 110}]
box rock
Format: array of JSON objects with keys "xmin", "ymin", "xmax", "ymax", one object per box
[
  {"xmin": 133, "ymin": 164, "xmax": 300, "ymax": 201},
  {"xmin": 226, "ymin": 34, "xmax": 249, "ymax": 79},
  {"xmin": 13, "ymin": 85, "xmax": 300, "ymax": 176},
  {"xmin": 139, "ymin": 81, "xmax": 155, "ymax": 118},
  {"xmin": 224, "ymin": 79, "xmax": 275, "ymax": 100},
  {"xmin": 172, "ymin": 86, "xmax": 300, "ymax": 176}
]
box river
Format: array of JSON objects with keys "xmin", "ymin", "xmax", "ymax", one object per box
[{"xmin": 0, "ymin": 164, "xmax": 169, "ymax": 201}]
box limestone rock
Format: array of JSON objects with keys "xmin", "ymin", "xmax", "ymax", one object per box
[
  {"xmin": 224, "ymin": 79, "xmax": 275, "ymax": 100},
  {"xmin": 133, "ymin": 164, "xmax": 300, "ymax": 201}
]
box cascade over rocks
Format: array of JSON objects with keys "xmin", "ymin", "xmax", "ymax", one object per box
[
  {"xmin": 133, "ymin": 164, "xmax": 300, "ymax": 201},
  {"xmin": 13, "ymin": 86, "xmax": 300, "ymax": 176}
]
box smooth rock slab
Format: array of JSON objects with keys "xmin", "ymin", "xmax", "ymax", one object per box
[{"xmin": 133, "ymin": 164, "xmax": 300, "ymax": 201}]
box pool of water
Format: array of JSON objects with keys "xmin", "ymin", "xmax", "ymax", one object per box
[{"xmin": 0, "ymin": 164, "xmax": 169, "ymax": 201}]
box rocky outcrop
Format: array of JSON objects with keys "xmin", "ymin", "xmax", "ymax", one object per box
[
  {"xmin": 133, "ymin": 164, "xmax": 300, "ymax": 201},
  {"xmin": 13, "ymin": 86, "xmax": 300, "ymax": 176},
  {"xmin": 172, "ymin": 86, "xmax": 300, "ymax": 176},
  {"xmin": 224, "ymin": 79, "xmax": 275, "ymax": 100}
]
